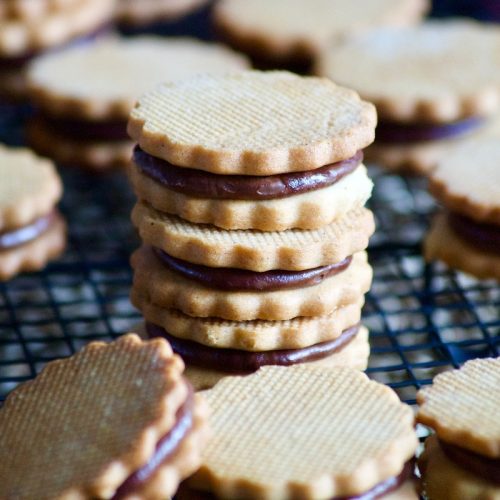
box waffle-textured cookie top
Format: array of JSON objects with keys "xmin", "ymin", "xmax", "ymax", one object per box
[
  {"xmin": 190, "ymin": 365, "xmax": 417, "ymax": 499},
  {"xmin": 429, "ymin": 136, "xmax": 500, "ymax": 224},
  {"xmin": 28, "ymin": 37, "xmax": 250, "ymax": 120},
  {"xmin": 0, "ymin": 334, "xmax": 188, "ymax": 499},
  {"xmin": 0, "ymin": 0, "xmax": 81, "ymax": 21},
  {"xmin": 0, "ymin": 144, "xmax": 62, "ymax": 231},
  {"xmin": 215, "ymin": 0, "xmax": 428, "ymax": 59},
  {"xmin": 417, "ymin": 358, "xmax": 500, "ymax": 458},
  {"xmin": 317, "ymin": 21, "xmax": 500, "ymax": 123},
  {"xmin": 128, "ymin": 71, "xmax": 377, "ymax": 175}
]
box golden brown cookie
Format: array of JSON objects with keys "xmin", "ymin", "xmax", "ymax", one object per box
[
  {"xmin": 184, "ymin": 365, "xmax": 417, "ymax": 499},
  {"xmin": 183, "ymin": 326, "xmax": 370, "ymax": 391},
  {"xmin": 131, "ymin": 246, "xmax": 372, "ymax": 321},
  {"xmin": 0, "ymin": 0, "xmax": 82, "ymax": 21},
  {"xmin": 0, "ymin": 145, "xmax": 65, "ymax": 280},
  {"xmin": 132, "ymin": 201, "xmax": 375, "ymax": 271},
  {"xmin": 117, "ymin": 0, "xmax": 209, "ymax": 27},
  {"xmin": 214, "ymin": 0, "xmax": 428, "ymax": 68},
  {"xmin": 129, "ymin": 162, "xmax": 373, "ymax": 231},
  {"xmin": 0, "ymin": 334, "xmax": 210, "ymax": 499},
  {"xmin": 128, "ymin": 71, "xmax": 377, "ymax": 175}
]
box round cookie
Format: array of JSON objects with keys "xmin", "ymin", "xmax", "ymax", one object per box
[
  {"xmin": 0, "ymin": 0, "xmax": 82, "ymax": 22},
  {"xmin": 131, "ymin": 247, "xmax": 372, "ymax": 321},
  {"xmin": 132, "ymin": 202, "xmax": 375, "ymax": 271},
  {"xmin": 0, "ymin": 145, "xmax": 65, "ymax": 280},
  {"xmin": 214, "ymin": 0, "xmax": 428, "ymax": 70},
  {"xmin": 0, "ymin": 334, "xmax": 210, "ymax": 499},
  {"xmin": 417, "ymin": 358, "xmax": 500, "ymax": 498},
  {"xmin": 26, "ymin": 36, "xmax": 249, "ymax": 170},
  {"xmin": 182, "ymin": 365, "xmax": 418, "ymax": 499},
  {"xmin": 127, "ymin": 71, "xmax": 377, "ymax": 175},
  {"xmin": 317, "ymin": 21, "xmax": 500, "ymax": 173}
]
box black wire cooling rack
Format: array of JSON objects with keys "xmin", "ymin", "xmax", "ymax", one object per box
[{"xmin": 1, "ymin": 75, "xmax": 499, "ymax": 408}]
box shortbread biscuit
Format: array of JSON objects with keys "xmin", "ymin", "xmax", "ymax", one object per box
[
  {"xmin": 0, "ymin": 212, "xmax": 66, "ymax": 281},
  {"xmin": 0, "ymin": 0, "xmax": 114, "ymax": 57},
  {"xmin": 424, "ymin": 213, "xmax": 500, "ymax": 280},
  {"xmin": 129, "ymin": 162, "xmax": 373, "ymax": 231},
  {"xmin": 117, "ymin": 0, "xmax": 209, "ymax": 26},
  {"xmin": 0, "ymin": 0, "xmax": 81, "ymax": 21},
  {"xmin": 136, "ymin": 299, "xmax": 363, "ymax": 351},
  {"xmin": 28, "ymin": 37, "xmax": 250, "ymax": 121},
  {"xmin": 27, "ymin": 117, "xmax": 133, "ymax": 170},
  {"xmin": 418, "ymin": 435, "xmax": 500, "ymax": 500},
  {"xmin": 214, "ymin": 0, "xmax": 428, "ymax": 67},
  {"xmin": 0, "ymin": 334, "xmax": 209, "ymax": 499},
  {"xmin": 184, "ymin": 365, "xmax": 417, "ymax": 499},
  {"xmin": 128, "ymin": 71, "xmax": 377, "ymax": 175},
  {"xmin": 131, "ymin": 247, "xmax": 372, "ymax": 321},
  {"xmin": 132, "ymin": 202, "xmax": 375, "ymax": 271},
  {"xmin": 429, "ymin": 136, "xmax": 500, "ymax": 225},
  {"xmin": 0, "ymin": 145, "xmax": 62, "ymax": 230},
  {"xmin": 417, "ymin": 358, "xmax": 500, "ymax": 458},
  {"xmin": 184, "ymin": 326, "xmax": 370, "ymax": 391},
  {"xmin": 317, "ymin": 21, "xmax": 500, "ymax": 123}
]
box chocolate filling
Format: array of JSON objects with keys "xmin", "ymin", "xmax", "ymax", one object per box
[
  {"xmin": 34, "ymin": 112, "xmax": 130, "ymax": 142},
  {"xmin": 0, "ymin": 211, "xmax": 56, "ymax": 250},
  {"xmin": 448, "ymin": 212, "xmax": 500, "ymax": 255},
  {"xmin": 439, "ymin": 440, "xmax": 500, "ymax": 486},
  {"xmin": 177, "ymin": 460, "xmax": 415, "ymax": 499},
  {"xmin": 154, "ymin": 248, "xmax": 353, "ymax": 292},
  {"xmin": 134, "ymin": 147, "xmax": 362, "ymax": 200},
  {"xmin": 376, "ymin": 117, "xmax": 485, "ymax": 144},
  {"xmin": 112, "ymin": 387, "xmax": 194, "ymax": 499},
  {"xmin": 147, "ymin": 322, "xmax": 360, "ymax": 374}
]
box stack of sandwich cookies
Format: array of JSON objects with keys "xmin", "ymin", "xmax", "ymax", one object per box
[
  {"xmin": 214, "ymin": 0, "xmax": 428, "ymax": 72},
  {"xmin": 178, "ymin": 365, "xmax": 419, "ymax": 499},
  {"xmin": 0, "ymin": 145, "xmax": 65, "ymax": 281},
  {"xmin": 0, "ymin": 0, "xmax": 114, "ymax": 100},
  {"xmin": 425, "ymin": 136, "xmax": 500, "ymax": 280},
  {"xmin": 417, "ymin": 358, "xmax": 500, "ymax": 499},
  {"xmin": 317, "ymin": 21, "xmax": 500, "ymax": 174},
  {"xmin": 0, "ymin": 334, "xmax": 209, "ymax": 499},
  {"xmin": 27, "ymin": 37, "xmax": 249, "ymax": 171},
  {"xmin": 128, "ymin": 71, "xmax": 377, "ymax": 390}
]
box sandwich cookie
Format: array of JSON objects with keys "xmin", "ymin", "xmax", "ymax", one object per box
[
  {"xmin": 214, "ymin": 0, "xmax": 428, "ymax": 73},
  {"xmin": 128, "ymin": 71, "xmax": 377, "ymax": 389},
  {"xmin": 27, "ymin": 37, "xmax": 249, "ymax": 171},
  {"xmin": 317, "ymin": 21, "xmax": 500, "ymax": 174},
  {"xmin": 0, "ymin": 0, "xmax": 114, "ymax": 101},
  {"xmin": 0, "ymin": 334, "xmax": 210, "ymax": 500},
  {"xmin": 425, "ymin": 135, "xmax": 500, "ymax": 280},
  {"xmin": 417, "ymin": 358, "xmax": 500, "ymax": 499},
  {"xmin": 0, "ymin": 145, "xmax": 65, "ymax": 281},
  {"xmin": 179, "ymin": 365, "xmax": 418, "ymax": 499}
]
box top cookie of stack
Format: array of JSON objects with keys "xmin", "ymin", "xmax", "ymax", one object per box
[
  {"xmin": 0, "ymin": 0, "xmax": 115, "ymax": 100},
  {"xmin": 129, "ymin": 71, "xmax": 377, "ymax": 390}
]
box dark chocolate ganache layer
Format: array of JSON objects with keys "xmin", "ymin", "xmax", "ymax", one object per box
[
  {"xmin": 35, "ymin": 113, "xmax": 130, "ymax": 141},
  {"xmin": 147, "ymin": 322, "xmax": 360, "ymax": 374},
  {"xmin": 154, "ymin": 248, "xmax": 352, "ymax": 292},
  {"xmin": 0, "ymin": 211, "xmax": 56, "ymax": 250},
  {"xmin": 134, "ymin": 146, "xmax": 362, "ymax": 200},
  {"xmin": 176, "ymin": 460, "xmax": 415, "ymax": 500},
  {"xmin": 448, "ymin": 212, "xmax": 500, "ymax": 254},
  {"xmin": 440, "ymin": 440, "xmax": 500, "ymax": 486},
  {"xmin": 112, "ymin": 386, "xmax": 194, "ymax": 499},
  {"xmin": 376, "ymin": 117, "xmax": 485, "ymax": 144}
]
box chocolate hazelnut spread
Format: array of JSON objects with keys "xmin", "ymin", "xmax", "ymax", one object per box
[
  {"xmin": 146, "ymin": 322, "xmax": 361, "ymax": 374},
  {"xmin": 154, "ymin": 248, "xmax": 352, "ymax": 292},
  {"xmin": 448, "ymin": 212, "xmax": 500, "ymax": 254},
  {"xmin": 134, "ymin": 147, "xmax": 362, "ymax": 200},
  {"xmin": 0, "ymin": 211, "xmax": 57, "ymax": 250},
  {"xmin": 112, "ymin": 387, "xmax": 194, "ymax": 499},
  {"xmin": 376, "ymin": 117, "xmax": 485, "ymax": 144}
]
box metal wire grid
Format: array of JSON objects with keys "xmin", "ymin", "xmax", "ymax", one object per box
[{"xmin": 1, "ymin": 104, "xmax": 499, "ymax": 406}]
